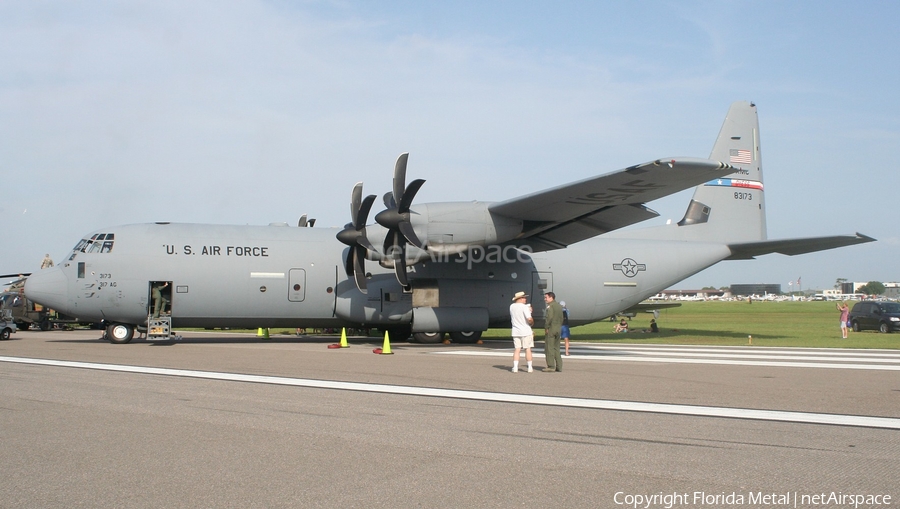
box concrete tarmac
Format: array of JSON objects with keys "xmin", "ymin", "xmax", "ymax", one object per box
[{"xmin": 1, "ymin": 329, "xmax": 898, "ymax": 508}]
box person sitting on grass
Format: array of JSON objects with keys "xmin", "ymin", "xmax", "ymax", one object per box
[{"xmin": 614, "ymin": 318, "xmax": 629, "ymax": 333}]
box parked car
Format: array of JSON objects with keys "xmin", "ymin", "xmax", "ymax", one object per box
[
  {"xmin": 0, "ymin": 310, "xmax": 16, "ymax": 340},
  {"xmin": 848, "ymin": 301, "xmax": 900, "ymax": 333}
]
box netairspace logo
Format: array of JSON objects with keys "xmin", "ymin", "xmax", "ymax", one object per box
[
  {"xmin": 417, "ymin": 245, "xmax": 533, "ymax": 269},
  {"xmin": 613, "ymin": 491, "xmax": 892, "ymax": 508}
]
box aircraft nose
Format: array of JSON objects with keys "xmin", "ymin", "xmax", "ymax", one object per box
[{"xmin": 24, "ymin": 267, "xmax": 69, "ymax": 311}]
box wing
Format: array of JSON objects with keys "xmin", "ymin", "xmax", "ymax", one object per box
[
  {"xmin": 489, "ymin": 158, "xmax": 735, "ymax": 251},
  {"xmin": 621, "ymin": 302, "xmax": 682, "ymax": 314},
  {"xmin": 726, "ymin": 233, "xmax": 876, "ymax": 260}
]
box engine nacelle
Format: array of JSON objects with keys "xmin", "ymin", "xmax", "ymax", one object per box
[{"xmin": 408, "ymin": 202, "xmax": 522, "ymax": 254}]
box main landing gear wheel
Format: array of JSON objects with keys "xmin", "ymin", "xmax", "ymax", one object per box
[
  {"xmin": 107, "ymin": 323, "xmax": 135, "ymax": 344},
  {"xmin": 449, "ymin": 331, "xmax": 482, "ymax": 344},
  {"xmin": 386, "ymin": 326, "xmax": 411, "ymax": 343},
  {"xmin": 412, "ymin": 332, "xmax": 445, "ymax": 344}
]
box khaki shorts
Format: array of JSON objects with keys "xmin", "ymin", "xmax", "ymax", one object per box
[{"xmin": 513, "ymin": 334, "xmax": 534, "ymax": 349}]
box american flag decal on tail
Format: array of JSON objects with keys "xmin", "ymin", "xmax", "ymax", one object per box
[{"xmin": 729, "ymin": 149, "xmax": 752, "ymax": 164}]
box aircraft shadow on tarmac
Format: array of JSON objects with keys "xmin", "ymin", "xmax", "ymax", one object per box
[{"xmin": 44, "ymin": 334, "xmax": 495, "ymax": 347}]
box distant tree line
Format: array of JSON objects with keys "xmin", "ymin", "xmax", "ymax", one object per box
[{"xmin": 857, "ymin": 281, "xmax": 885, "ymax": 295}]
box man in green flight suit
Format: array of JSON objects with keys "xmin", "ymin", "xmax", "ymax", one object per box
[
  {"xmin": 542, "ymin": 291, "xmax": 564, "ymax": 372},
  {"xmin": 151, "ymin": 282, "xmax": 170, "ymax": 318}
]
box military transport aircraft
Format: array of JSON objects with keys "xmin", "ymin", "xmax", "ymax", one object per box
[{"xmin": 24, "ymin": 102, "xmax": 873, "ymax": 344}]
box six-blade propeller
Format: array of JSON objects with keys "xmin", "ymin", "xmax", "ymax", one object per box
[
  {"xmin": 374, "ymin": 153, "xmax": 425, "ymax": 287},
  {"xmin": 335, "ymin": 182, "xmax": 376, "ymax": 292}
]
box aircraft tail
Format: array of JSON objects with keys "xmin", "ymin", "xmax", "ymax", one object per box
[
  {"xmin": 676, "ymin": 101, "xmax": 767, "ymax": 243},
  {"xmin": 606, "ymin": 101, "xmax": 874, "ymax": 255}
]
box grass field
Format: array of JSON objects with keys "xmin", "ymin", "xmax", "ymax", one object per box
[
  {"xmin": 483, "ymin": 301, "xmax": 898, "ymax": 349},
  {"xmin": 248, "ymin": 301, "xmax": 899, "ymax": 349}
]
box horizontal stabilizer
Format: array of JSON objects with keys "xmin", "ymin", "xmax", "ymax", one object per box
[{"xmin": 726, "ymin": 233, "xmax": 875, "ymax": 260}]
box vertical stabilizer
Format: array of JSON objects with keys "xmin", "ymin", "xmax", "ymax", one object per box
[{"xmin": 677, "ymin": 101, "xmax": 767, "ymax": 243}]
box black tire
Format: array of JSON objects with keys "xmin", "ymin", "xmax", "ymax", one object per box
[
  {"xmin": 880, "ymin": 322, "xmax": 891, "ymax": 334},
  {"xmin": 39, "ymin": 318, "xmax": 52, "ymax": 331},
  {"xmin": 107, "ymin": 323, "xmax": 135, "ymax": 344},
  {"xmin": 449, "ymin": 331, "xmax": 483, "ymax": 344},
  {"xmin": 412, "ymin": 332, "xmax": 445, "ymax": 344},
  {"xmin": 386, "ymin": 326, "xmax": 411, "ymax": 343},
  {"xmin": 852, "ymin": 321, "xmax": 861, "ymax": 333},
  {"xmin": 1, "ymin": 328, "xmax": 10, "ymax": 340}
]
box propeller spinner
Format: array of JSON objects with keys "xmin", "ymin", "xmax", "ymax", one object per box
[
  {"xmin": 374, "ymin": 152, "xmax": 425, "ymax": 287},
  {"xmin": 336, "ymin": 182, "xmax": 376, "ymax": 293}
]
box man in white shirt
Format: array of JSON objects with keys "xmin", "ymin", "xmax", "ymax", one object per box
[{"xmin": 509, "ymin": 291, "xmax": 534, "ymax": 373}]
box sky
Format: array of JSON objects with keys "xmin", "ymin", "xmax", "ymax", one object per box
[{"xmin": 1, "ymin": 0, "xmax": 898, "ymax": 291}]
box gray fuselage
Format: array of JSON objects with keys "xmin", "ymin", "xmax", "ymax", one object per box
[{"xmin": 25, "ymin": 222, "xmax": 729, "ymax": 331}]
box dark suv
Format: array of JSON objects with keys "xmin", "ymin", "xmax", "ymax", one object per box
[{"xmin": 848, "ymin": 301, "xmax": 900, "ymax": 333}]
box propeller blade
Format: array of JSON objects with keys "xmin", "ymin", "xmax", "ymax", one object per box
[
  {"xmin": 298, "ymin": 214, "xmax": 308, "ymax": 227},
  {"xmin": 357, "ymin": 234, "xmax": 375, "ymax": 252},
  {"xmin": 383, "ymin": 229, "xmax": 399, "ymax": 260},
  {"xmin": 398, "ymin": 221, "xmax": 424, "ymax": 249},
  {"xmin": 356, "ymin": 194, "xmax": 376, "ymax": 231},
  {"xmin": 382, "ymin": 191, "xmax": 395, "ymax": 210},
  {"xmin": 392, "ymin": 152, "xmax": 409, "ymax": 207},
  {"xmin": 344, "ymin": 247, "xmax": 355, "ymax": 277},
  {"xmin": 398, "ymin": 178, "xmax": 425, "ymax": 213},
  {"xmin": 353, "ymin": 246, "xmax": 368, "ymax": 293},
  {"xmin": 350, "ymin": 183, "xmax": 363, "ymax": 227},
  {"xmin": 394, "ymin": 243, "xmax": 409, "ymax": 287}
]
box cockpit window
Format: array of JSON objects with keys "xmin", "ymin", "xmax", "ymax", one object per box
[
  {"xmin": 71, "ymin": 233, "xmax": 116, "ymax": 257},
  {"xmin": 101, "ymin": 233, "xmax": 114, "ymax": 253},
  {"xmin": 87, "ymin": 236, "xmax": 102, "ymax": 253}
]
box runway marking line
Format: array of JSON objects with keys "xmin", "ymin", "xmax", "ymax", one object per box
[
  {"xmin": 2, "ymin": 355, "xmax": 899, "ymax": 430},
  {"xmin": 434, "ymin": 348, "xmax": 900, "ymax": 371}
]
